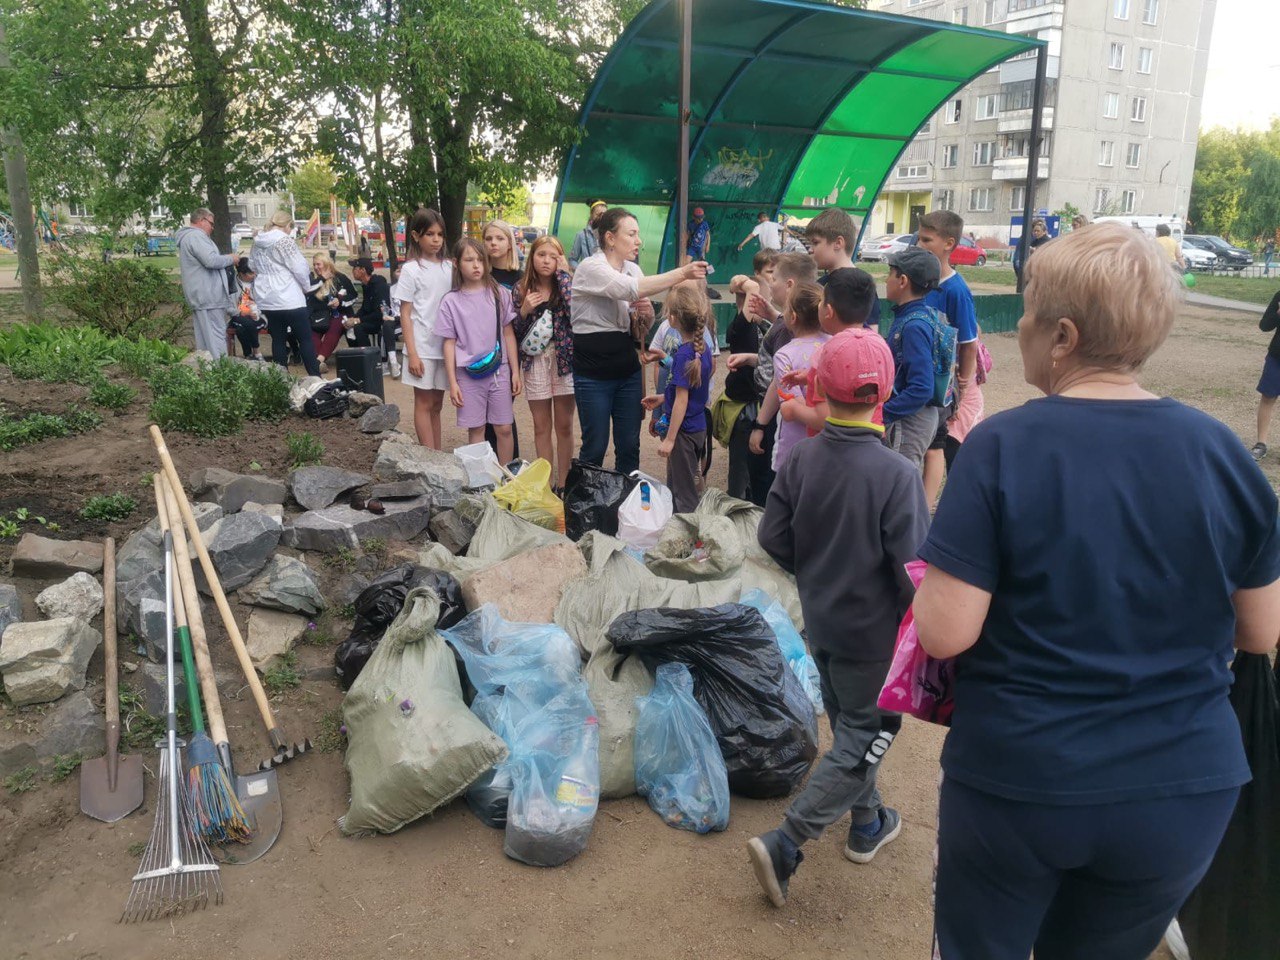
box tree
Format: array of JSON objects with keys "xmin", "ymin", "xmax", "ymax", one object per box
[
  {"xmin": 1189, "ymin": 128, "xmax": 1248, "ymax": 237},
  {"xmin": 0, "ymin": 18, "xmax": 40, "ymax": 317},
  {"xmin": 285, "ymin": 156, "xmax": 339, "ymax": 221},
  {"xmin": 476, "ymin": 180, "xmax": 532, "ymax": 224}
]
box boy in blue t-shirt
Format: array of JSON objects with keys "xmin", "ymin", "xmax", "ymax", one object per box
[{"xmin": 882, "ymin": 248, "xmax": 944, "ymax": 470}]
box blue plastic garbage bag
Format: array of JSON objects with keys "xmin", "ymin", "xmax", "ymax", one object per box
[
  {"xmin": 503, "ymin": 689, "xmax": 600, "ymax": 867},
  {"xmin": 634, "ymin": 663, "xmax": 730, "ymax": 833},
  {"xmin": 445, "ymin": 605, "xmax": 585, "ymax": 828},
  {"xmin": 742, "ymin": 589, "xmax": 824, "ymax": 715}
]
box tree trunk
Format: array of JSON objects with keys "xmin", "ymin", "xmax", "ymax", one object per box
[
  {"xmin": 381, "ymin": 209, "xmax": 398, "ymax": 272},
  {"xmin": 176, "ymin": 0, "xmax": 234, "ymax": 253},
  {"xmin": 0, "ymin": 21, "xmax": 41, "ymax": 318}
]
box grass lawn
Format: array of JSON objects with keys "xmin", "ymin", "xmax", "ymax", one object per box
[{"xmin": 1189, "ymin": 272, "xmax": 1278, "ymax": 306}]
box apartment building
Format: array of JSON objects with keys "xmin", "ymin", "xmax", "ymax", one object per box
[{"xmin": 869, "ymin": 0, "xmax": 1216, "ymax": 241}]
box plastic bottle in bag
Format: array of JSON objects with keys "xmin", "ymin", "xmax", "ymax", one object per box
[{"xmin": 556, "ymin": 717, "xmax": 600, "ymax": 812}]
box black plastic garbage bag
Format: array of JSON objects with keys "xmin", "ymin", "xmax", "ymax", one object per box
[
  {"xmin": 304, "ymin": 381, "xmax": 350, "ymax": 419},
  {"xmin": 608, "ymin": 603, "xmax": 817, "ymax": 799},
  {"xmin": 1177, "ymin": 651, "xmax": 1280, "ymax": 959},
  {"xmin": 563, "ymin": 460, "xmax": 636, "ymax": 542},
  {"xmin": 334, "ymin": 565, "xmax": 466, "ymax": 689}
]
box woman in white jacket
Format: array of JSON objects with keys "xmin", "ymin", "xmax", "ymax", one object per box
[{"xmin": 249, "ymin": 210, "xmax": 321, "ymax": 376}]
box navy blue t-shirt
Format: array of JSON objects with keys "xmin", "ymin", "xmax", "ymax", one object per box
[
  {"xmin": 664, "ymin": 341, "xmax": 713, "ymax": 434},
  {"xmin": 921, "ymin": 396, "xmax": 1280, "ymax": 805}
]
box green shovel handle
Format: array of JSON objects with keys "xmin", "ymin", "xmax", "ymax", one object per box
[{"xmin": 176, "ymin": 624, "xmax": 207, "ymax": 736}]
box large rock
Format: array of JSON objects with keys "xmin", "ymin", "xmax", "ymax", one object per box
[
  {"xmin": 359, "ymin": 404, "xmax": 400, "ymax": 434},
  {"xmin": 282, "ymin": 495, "xmax": 432, "ymax": 553},
  {"xmin": 460, "ymin": 542, "xmax": 588, "ymax": 624},
  {"xmin": 289, "ymin": 466, "xmax": 372, "ymax": 512},
  {"xmin": 245, "ymin": 608, "xmax": 308, "ymax": 672},
  {"xmin": 372, "ymin": 438, "xmax": 467, "ymax": 510},
  {"xmin": 429, "ymin": 508, "xmax": 477, "ymax": 556},
  {"xmin": 194, "ymin": 511, "xmax": 282, "ymax": 593},
  {"xmin": 10, "ymin": 534, "xmax": 104, "ymax": 577},
  {"xmin": 0, "ymin": 690, "xmax": 106, "ymax": 779},
  {"xmin": 333, "ymin": 574, "xmax": 371, "ymax": 608},
  {"xmin": 369, "ymin": 478, "xmax": 429, "ymax": 501},
  {"xmin": 116, "ymin": 502, "xmax": 222, "ymax": 583},
  {"xmin": 0, "ymin": 584, "xmax": 20, "ymax": 641},
  {"xmin": 117, "ymin": 570, "xmax": 167, "ymax": 661},
  {"xmin": 141, "ymin": 661, "xmax": 188, "ymax": 716},
  {"xmin": 0, "ymin": 618, "xmax": 101, "ymax": 706},
  {"xmin": 191, "ymin": 466, "xmax": 288, "ymax": 514},
  {"xmin": 241, "ymin": 501, "xmax": 285, "ymax": 522},
  {"xmin": 35, "ymin": 573, "xmax": 104, "ymax": 622},
  {"xmin": 239, "ymin": 556, "xmax": 325, "ymax": 616},
  {"xmin": 346, "ymin": 392, "xmax": 383, "ymax": 417}
]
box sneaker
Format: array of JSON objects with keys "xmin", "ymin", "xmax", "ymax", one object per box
[
  {"xmin": 844, "ymin": 808, "xmax": 902, "ymax": 864},
  {"xmin": 747, "ymin": 829, "xmax": 804, "ymax": 908},
  {"xmin": 318, "ymin": 359, "xmax": 328, "ymax": 374},
  {"xmin": 1252, "ymin": 442, "xmax": 1268, "ymax": 462},
  {"xmin": 381, "ymin": 361, "xmax": 390, "ymax": 375},
  {"xmin": 389, "ymin": 356, "xmax": 401, "ymax": 379}
]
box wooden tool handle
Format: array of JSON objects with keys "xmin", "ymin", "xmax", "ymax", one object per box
[
  {"xmin": 154, "ymin": 475, "xmax": 207, "ymax": 734},
  {"xmin": 160, "ymin": 475, "xmax": 229, "ymax": 746},
  {"xmin": 150, "ymin": 424, "xmax": 282, "ymax": 748},
  {"xmin": 102, "ymin": 537, "xmax": 119, "ymax": 761}
]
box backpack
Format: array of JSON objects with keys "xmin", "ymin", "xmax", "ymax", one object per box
[{"xmin": 899, "ymin": 303, "xmax": 957, "ymax": 408}]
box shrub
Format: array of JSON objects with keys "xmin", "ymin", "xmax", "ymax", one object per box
[
  {"xmin": 242, "ymin": 364, "xmax": 291, "ymax": 422},
  {"xmin": 48, "ymin": 252, "xmax": 187, "ymax": 341},
  {"xmin": 80, "ymin": 493, "xmax": 138, "ymax": 522},
  {"xmin": 88, "ymin": 380, "xmax": 137, "ymax": 411},
  {"xmin": 113, "ymin": 337, "xmax": 186, "ymax": 379},
  {"xmin": 149, "ymin": 361, "xmax": 248, "ymax": 438},
  {"xmin": 0, "ymin": 323, "xmax": 183, "ymax": 383},
  {"xmin": 0, "ymin": 407, "xmax": 102, "ymax": 450},
  {"xmin": 286, "ymin": 431, "xmax": 324, "ymax": 467}
]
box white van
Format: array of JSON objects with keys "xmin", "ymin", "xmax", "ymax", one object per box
[{"xmin": 1092, "ymin": 215, "xmax": 1184, "ymax": 242}]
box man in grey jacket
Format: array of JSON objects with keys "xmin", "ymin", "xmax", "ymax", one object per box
[{"xmin": 176, "ymin": 208, "xmax": 241, "ymax": 357}]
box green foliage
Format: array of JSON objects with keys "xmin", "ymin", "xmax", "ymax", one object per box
[
  {"xmin": 1053, "ymin": 202, "xmax": 1082, "ymax": 227},
  {"xmin": 5, "ymin": 767, "xmax": 37, "ymax": 794},
  {"xmin": 286, "ymin": 155, "xmax": 339, "ymax": 219},
  {"xmin": 113, "ymin": 338, "xmax": 187, "ymax": 380},
  {"xmin": 127, "ymin": 841, "xmax": 147, "ymax": 858},
  {"xmin": 0, "ymin": 407, "xmax": 102, "ymax": 451},
  {"xmin": 300, "ymin": 617, "xmax": 336, "ymax": 646},
  {"xmin": 361, "ymin": 537, "xmax": 386, "ymax": 559},
  {"xmin": 242, "ymin": 364, "xmax": 292, "ymax": 421},
  {"xmin": 475, "ymin": 179, "xmax": 532, "ymax": 223},
  {"xmin": 0, "ymin": 517, "xmax": 18, "ymax": 539},
  {"xmin": 47, "ymin": 253, "xmax": 187, "ymax": 341},
  {"xmin": 49, "ymin": 753, "xmax": 83, "ymax": 783},
  {"xmin": 80, "ymin": 493, "xmax": 138, "ymax": 522},
  {"xmin": 263, "ymin": 651, "xmax": 302, "ymax": 695},
  {"xmin": 314, "ymin": 708, "xmax": 345, "ymax": 753},
  {"xmin": 322, "ymin": 547, "xmax": 358, "ymax": 572},
  {"xmin": 150, "ymin": 358, "xmax": 291, "ymax": 437},
  {"xmin": 1190, "ymin": 121, "xmax": 1280, "ymax": 242},
  {"xmin": 0, "ymin": 322, "xmax": 183, "ymax": 383},
  {"xmin": 286, "ymin": 431, "xmax": 324, "ymax": 467},
  {"xmin": 89, "ymin": 380, "xmax": 138, "ymax": 411}
]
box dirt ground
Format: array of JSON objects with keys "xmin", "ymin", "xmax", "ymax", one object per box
[{"xmin": 1, "ymin": 299, "xmax": 1270, "ymax": 960}]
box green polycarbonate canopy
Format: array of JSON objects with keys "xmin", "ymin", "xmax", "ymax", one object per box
[{"xmin": 553, "ymin": 0, "xmax": 1043, "ymax": 275}]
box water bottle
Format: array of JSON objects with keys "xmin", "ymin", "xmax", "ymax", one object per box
[
  {"xmin": 555, "ymin": 717, "xmax": 600, "ymax": 813},
  {"xmin": 640, "ymin": 482, "xmax": 652, "ymax": 511}
]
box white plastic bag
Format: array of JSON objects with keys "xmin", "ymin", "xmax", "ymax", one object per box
[
  {"xmin": 453, "ymin": 441, "xmax": 504, "ymax": 489},
  {"xmin": 617, "ymin": 472, "xmax": 672, "ymax": 551}
]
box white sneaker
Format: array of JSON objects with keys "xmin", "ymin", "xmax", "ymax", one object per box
[
  {"xmin": 381, "ymin": 362, "xmax": 390, "ymax": 375},
  {"xmin": 389, "ymin": 356, "xmax": 401, "ymax": 379}
]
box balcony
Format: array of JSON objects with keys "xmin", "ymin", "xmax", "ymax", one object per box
[
  {"xmin": 998, "ymin": 106, "xmax": 1054, "ymax": 134},
  {"xmin": 1005, "ymin": 0, "xmax": 1064, "ymax": 30},
  {"xmin": 993, "ymin": 156, "xmax": 1050, "ymax": 181}
]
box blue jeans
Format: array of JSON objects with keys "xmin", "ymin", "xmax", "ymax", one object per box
[{"xmin": 574, "ymin": 369, "xmax": 642, "ymax": 476}]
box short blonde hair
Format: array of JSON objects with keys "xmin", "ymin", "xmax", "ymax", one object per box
[
  {"xmin": 483, "ymin": 219, "xmax": 519, "ymax": 272},
  {"xmin": 269, "ymin": 209, "xmax": 293, "ymax": 230},
  {"xmin": 1023, "ymin": 221, "xmax": 1180, "ymax": 372}
]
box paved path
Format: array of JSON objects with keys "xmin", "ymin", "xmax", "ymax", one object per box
[{"xmin": 1187, "ymin": 292, "xmax": 1265, "ymax": 314}]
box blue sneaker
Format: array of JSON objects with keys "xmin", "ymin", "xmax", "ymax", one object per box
[
  {"xmin": 844, "ymin": 807, "xmax": 901, "ymax": 864},
  {"xmin": 747, "ymin": 829, "xmax": 804, "ymax": 907}
]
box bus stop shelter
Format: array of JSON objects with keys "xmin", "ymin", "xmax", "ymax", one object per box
[{"xmin": 553, "ymin": 0, "xmax": 1046, "ymax": 278}]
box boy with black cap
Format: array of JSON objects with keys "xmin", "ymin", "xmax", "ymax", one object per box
[
  {"xmin": 749, "ymin": 326, "xmax": 929, "ymax": 907},
  {"xmin": 882, "ymin": 247, "xmax": 947, "ymax": 470}
]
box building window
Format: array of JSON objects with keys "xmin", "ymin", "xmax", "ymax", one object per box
[
  {"xmin": 951, "ymin": 7, "xmax": 969, "ymax": 24},
  {"xmin": 919, "ymin": 118, "xmax": 933, "ymax": 136},
  {"xmin": 1098, "ymin": 141, "xmax": 1115, "ymax": 167},
  {"xmin": 897, "ymin": 164, "xmax": 929, "ymax": 180},
  {"xmin": 251, "ymin": 202, "xmax": 267, "ymax": 219},
  {"xmin": 1000, "ymin": 133, "xmax": 1050, "ymax": 158},
  {"xmin": 969, "ymin": 187, "xmax": 994, "ymax": 212},
  {"xmin": 1094, "ymin": 187, "xmax": 1111, "ymax": 213},
  {"xmin": 941, "ymin": 144, "xmax": 959, "ymax": 168},
  {"xmin": 1126, "ymin": 143, "xmax": 1142, "ymax": 168},
  {"xmin": 983, "ymin": 0, "xmax": 1004, "ymax": 24},
  {"xmin": 1142, "ymin": 0, "xmax": 1158, "ymax": 24},
  {"xmin": 976, "ymin": 95, "xmax": 998, "ymax": 120},
  {"xmin": 1109, "ymin": 42, "xmax": 1126, "ymax": 70},
  {"xmin": 1122, "ymin": 189, "xmax": 1137, "ymax": 214},
  {"xmin": 938, "ymin": 189, "xmax": 956, "ymax": 211},
  {"xmin": 1010, "ymin": 185, "xmax": 1026, "ymax": 211},
  {"xmin": 1137, "ymin": 48, "xmax": 1153, "ymax": 74},
  {"xmin": 1000, "ymin": 78, "xmax": 1057, "ymax": 113},
  {"xmin": 1131, "ymin": 96, "xmax": 1148, "ymax": 122},
  {"xmin": 150, "ymin": 203, "xmax": 167, "ymax": 219},
  {"xmin": 1114, "ymin": 0, "xmax": 1130, "ymax": 19},
  {"xmin": 944, "ymin": 99, "xmax": 962, "ymax": 124},
  {"xmin": 973, "ymin": 141, "xmax": 995, "ymax": 166},
  {"xmin": 68, "ymin": 200, "xmax": 89, "ymax": 218},
  {"xmin": 1103, "ymin": 92, "xmax": 1121, "ymax": 118}
]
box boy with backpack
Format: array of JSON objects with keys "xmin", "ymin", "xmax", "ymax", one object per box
[{"xmin": 881, "ymin": 248, "xmax": 955, "ymax": 470}]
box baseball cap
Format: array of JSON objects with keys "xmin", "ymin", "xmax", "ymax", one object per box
[
  {"xmin": 885, "ymin": 246, "xmax": 941, "ymax": 292},
  {"xmin": 347, "ymin": 256, "xmax": 375, "ymax": 272},
  {"xmin": 815, "ymin": 327, "xmax": 894, "ymax": 405},
  {"xmin": 692, "ymin": 207, "xmax": 704, "ymax": 218}
]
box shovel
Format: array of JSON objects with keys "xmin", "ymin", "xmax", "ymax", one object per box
[
  {"xmin": 160, "ymin": 475, "xmax": 281, "ymax": 864},
  {"xmin": 80, "ymin": 537, "xmax": 145, "ymax": 822}
]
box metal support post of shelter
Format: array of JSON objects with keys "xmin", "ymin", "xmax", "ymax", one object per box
[
  {"xmin": 676, "ymin": 0, "xmax": 693, "ymax": 262},
  {"xmin": 1016, "ymin": 44, "xmax": 1048, "ymax": 294}
]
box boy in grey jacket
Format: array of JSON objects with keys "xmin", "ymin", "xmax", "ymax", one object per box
[{"xmin": 748, "ymin": 327, "xmax": 929, "ymax": 908}]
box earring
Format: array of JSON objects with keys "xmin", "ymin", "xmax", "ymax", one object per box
[{"xmin": 1052, "ymin": 359, "xmax": 1058, "ymax": 369}]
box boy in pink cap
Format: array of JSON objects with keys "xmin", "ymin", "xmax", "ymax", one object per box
[{"xmin": 749, "ymin": 327, "xmax": 930, "ymax": 908}]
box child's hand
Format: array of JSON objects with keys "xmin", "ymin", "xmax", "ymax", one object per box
[
  {"xmin": 747, "ymin": 292, "xmax": 773, "ymax": 321},
  {"xmin": 641, "ymin": 394, "xmax": 664, "ymax": 411},
  {"xmin": 521, "ymin": 289, "xmax": 548, "ymax": 315},
  {"xmin": 449, "ymin": 383, "xmax": 464, "ymax": 408},
  {"xmin": 658, "ymin": 437, "xmax": 675, "ymax": 459},
  {"xmin": 407, "ymin": 356, "xmax": 425, "ymax": 379},
  {"xmin": 779, "ymin": 369, "xmax": 807, "ymax": 389},
  {"xmin": 726, "ymin": 352, "xmax": 755, "ymax": 371},
  {"xmin": 648, "ymin": 416, "xmax": 659, "ymax": 438},
  {"xmin": 749, "ymin": 426, "xmax": 765, "ymax": 456},
  {"xmin": 511, "ymin": 371, "xmax": 522, "ymax": 397},
  {"xmin": 642, "ymin": 347, "xmax": 666, "ymax": 365}
]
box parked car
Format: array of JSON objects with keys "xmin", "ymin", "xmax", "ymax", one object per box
[
  {"xmin": 949, "ymin": 236, "xmax": 988, "ymax": 267},
  {"xmin": 1181, "ymin": 241, "xmax": 1218, "ymax": 272},
  {"xmin": 231, "ymin": 222, "xmax": 253, "ymax": 242},
  {"xmin": 858, "ymin": 233, "xmax": 914, "ymax": 262},
  {"xmin": 1184, "ymin": 235, "xmax": 1252, "ymax": 271}
]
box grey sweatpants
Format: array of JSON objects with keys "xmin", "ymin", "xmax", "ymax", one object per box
[
  {"xmin": 666, "ymin": 429, "xmax": 706, "ymax": 514},
  {"xmin": 886, "ymin": 405, "xmax": 939, "ymax": 471},
  {"xmin": 192, "ymin": 307, "xmax": 230, "ymax": 358},
  {"xmin": 781, "ymin": 652, "xmax": 900, "ymax": 844}
]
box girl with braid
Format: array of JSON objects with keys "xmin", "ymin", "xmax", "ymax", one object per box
[{"xmin": 642, "ymin": 284, "xmax": 714, "ymax": 512}]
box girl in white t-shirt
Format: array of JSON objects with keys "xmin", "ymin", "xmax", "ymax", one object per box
[{"xmin": 397, "ymin": 208, "xmax": 453, "ymax": 448}]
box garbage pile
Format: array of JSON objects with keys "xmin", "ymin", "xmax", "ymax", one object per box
[{"xmin": 334, "ymin": 455, "xmax": 818, "ymax": 867}]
